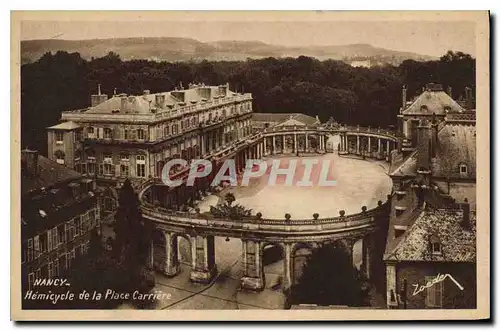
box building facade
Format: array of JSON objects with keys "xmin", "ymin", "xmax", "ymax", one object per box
[
  {"xmin": 21, "ymin": 150, "xmax": 100, "ymax": 301},
  {"xmin": 384, "ymin": 83, "xmax": 477, "ymax": 309}
]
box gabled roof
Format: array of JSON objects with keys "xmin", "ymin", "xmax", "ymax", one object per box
[
  {"xmin": 21, "ymin": 151, "xmax": 82, "ymax": 195},
  {"xmin": 46, "ymin": 121, "xmax": 80, "ymax": 130},
  {"xmin": 384, "ymin": 207, "xmax": 476, "ymax": 263},
  {"xmin": 403, "ymin": 90, "xmax": 466, "ymax": 116}
]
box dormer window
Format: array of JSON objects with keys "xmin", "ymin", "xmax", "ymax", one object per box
[
  {"xmin": 429, "ymin": 234, "xmax": 442, "ymax": 255},
  {"xmin": 459, "ymin": 164, "xmax": 468, "ymax": 176}
]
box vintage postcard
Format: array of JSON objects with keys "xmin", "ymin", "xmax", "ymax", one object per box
[{"xmin": 10, "ymin": 11, "xmax": 490, "ymax": 321}]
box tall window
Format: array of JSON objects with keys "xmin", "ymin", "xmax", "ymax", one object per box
[
  {"xmin": 136, "ymin": 155, "xmax": 146, "ymax": 177},
  {"xmin": 55, "ymin": 131, "xmax": 64, "ymax": 144},
  {"xmin": 104, "ymin": 128, "xmax": 113, "ymax": 139},
  {"xmin": 87, "ymin": 156, "xmax": 96, "ymax": 175},
  {"xmin": 87, "ymin": 127, "xmax": 95, "ymax": 138},
  {"xmin": 120, "ymin": 153, "xmax": 130, "ymax": 177},
  {"xmin": 164, "ymin": 126, "xmax": 170, "ymax": 137},
  {"xmin": 124, "ymin": 129, "xmax": 129, "ymax": 140},
  {"xmin": 137, "ymin": 129, "xmax": 146, "ymax": 140},
  {"xmin": 103, "ymin": 153, "xmax": 113, "ymax": 175}
]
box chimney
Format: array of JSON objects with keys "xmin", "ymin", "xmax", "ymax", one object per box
[
  {"xmin": 465, "ymin": 87, "xmax": 473, "ymax": 110},
  {"xmin": 91, "ymin": 83, "xmax": 108, "ymax": 107},
  {"xmin": 402, "ymin": 85, "xmax": 407, "ymax": 109},
  {"xmin": 430, "ymin": 113, "xmax": 438, "ymax": 158},
  {"xmin": 417, "ymin": 119, "xmax": 431, "ymax": 171},
  {"xmin": 461, "ymin": 198, "xmax": 470, "ymax": 229},
  {"xmin": 23, "ymin": 149, "xmax": 39, "ymax": 177},
  {"xmin": 143, "ymin": 89, "xmax": 150, "ymax": 95},
  {"xmin": 155, "ymin": 94, "xmax": 165, "ymax": 107},
  {"xmin": 447, "ymin": 86, "xmax": 452, "ymax": 97}
]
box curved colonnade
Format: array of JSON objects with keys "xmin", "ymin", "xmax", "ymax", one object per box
[{"xmin": 138, "ymin": 124, "xmax": 399, "ymax": 292}]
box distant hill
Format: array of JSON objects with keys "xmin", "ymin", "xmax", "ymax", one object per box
[{"xmin": 20, "ymin": 37, "xmax": 437, "ymax": 65}]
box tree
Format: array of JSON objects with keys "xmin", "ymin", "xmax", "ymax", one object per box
[
  {"xmin": 291, "ymin": 242, "xmax": 370, "ymax": 306},
  {"xmin": 113, "ymin": 179, "xmax": 154, "ymax": 297}
]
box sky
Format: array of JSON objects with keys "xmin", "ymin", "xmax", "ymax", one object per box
[{"xmin": 20, "ymin": 18, "xmax": 476, "ymax": 57}]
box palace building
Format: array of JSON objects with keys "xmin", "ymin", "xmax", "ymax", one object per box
[
  {"xmin": 384, "ymin": 83, "xmax": 477, "ymax": 309},
  {"xmin": 21, "ymin": 149, "xmax": 100, "ymax": 301}
]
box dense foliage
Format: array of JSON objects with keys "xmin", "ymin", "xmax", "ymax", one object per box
[
  {"xmin": 21, "ymin": 51, "xmax": 475, "ymax": 154},
  {"xmin": 291, "ymin": 242, "xmax": 370, "ymax": 307}
]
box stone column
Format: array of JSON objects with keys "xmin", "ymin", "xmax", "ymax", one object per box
[
  {"xmin": 293, "ymin": 133, "xmax": 297, "ymax": 152},
  {"xmin": 189, "ymin": 235, "xmax": 217, "ymax": 283},
  {"xmin": 272, "ymin": 136, "xmax": 276, "ymax": 154},
  {"xmin": 147, "ymin": 239, "xmax": 154, "ymax": 269},
  {"xmin": 163, "ymin": 232, "xmax": 180, "ymax": 277},
  {"xmin": 386, "ymin": 140, "xmax": 391, "ymax": 154},
  {"xmin": 283, "ymin": 243, "xmax": 293, "ymax": 292},
  {"xmin": 367, "ymin": 136, "xmax": 371, "ymax": 155},
  {"xmin": 356, "ymin": 135, "xmax": 360, "ymax": 154},
  {"xmin": 361, "ymin": 235, "xmax": 372, "ymax": 280},
  {"xmin": 241, "ymin": 240, "xmax": 265, "ymax": 291},
  {"xmin": 305, "ymin": 133, "xmax": 309, "ymax": 152},
  {"xmin": 378, "ymin": 138, "xmax": 382, "ymax": 155},
  {"xmin": 340, "ymin": 238, "xmax": 357, "ymax": 267}
]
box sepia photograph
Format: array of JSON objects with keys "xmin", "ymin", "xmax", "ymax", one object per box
[{"xmin": 10, "ymin": 10, "xmax": 490, "ymax": 321}]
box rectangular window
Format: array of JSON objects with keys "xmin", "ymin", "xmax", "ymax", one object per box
[
  {"xmin": 104, "ymin": 128, "xmax": 113, "ymax": 139},
  {"xmin": 136, "ymin": 155, "xmax": 146, "ymax": 178},
  {"xmin": 425, "ymin": 276, "xmax": 443, "ymax": 308},
  {"xmin": 120, "ymin": 164, "xmax": 129, "ymax": 177},
  {"xmin": 137, "ymin": 129, "xmax": 145, "ymax": 140},
  {"xmin": 58, "ymin": 225, "xmax": 65, "ymax": 245},
  {"xmin": 75, "ymin": 217, "xmax": 81, "ymax": 236},
  {"xmin": 27, "ymin": 238, "xmax": 33, "ymax": 262},
  {"xmin": 87, "ymin": 127, "xmax": 95, "ymax": 138},
  {"xmin": 34, "ymin": 235, "xmax": 40, "ymax": 259},
  {"xmin": 87, "ymin": 157, "xmax": 96, "ymax": 175},
  {"xmin": 136, "ymin": 164, "xmax": 145, "ymax": 177},
  {"xmin": 124, "ymin": 129, "xmax": 129, "ymax": 140},
  {"xmin": 55, "ymin": 131, "xmax": 64, "ymax": 144},
  {"xmin": 53, "ymin": 259, "xmax": 59, "ymax": 277},
  {"xmin": 28, "ymin": 273, "xmax": 35, "ymax": 290}
]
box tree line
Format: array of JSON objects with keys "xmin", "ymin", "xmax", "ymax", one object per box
[{"xmin": 21, "ymin": 50, "xmax": 475, "ymax": 154}]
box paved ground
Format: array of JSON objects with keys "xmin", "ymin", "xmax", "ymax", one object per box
[{"xmin": 122, "ymin": 153, "xmax": 391, "ymax": 310}]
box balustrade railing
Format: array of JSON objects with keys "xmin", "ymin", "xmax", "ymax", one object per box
[{"xmin": 140, "ymin": 197, "xmax": 389, "ymax": 233}]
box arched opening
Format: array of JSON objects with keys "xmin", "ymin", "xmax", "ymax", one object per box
[
  {"xmin": 292, "ymin": 243, "xmax": 314, "ymax": 286},
  {"xmin": 353, "ymin": 238, "xmax": 364, "ymax": 271},
  {"xmin": 326, "ymin": 134, "xmax": 339, "ymax": 152},
  {"xmin": 261, "ymin": 242, "xmax": 285, "ymax": 290},
  {"xmin": 177, "ymin": 235, "xmax": 192, "ymax": 266}
]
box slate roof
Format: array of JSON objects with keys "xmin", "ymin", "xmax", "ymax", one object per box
[
  {"xmin": 403, "ymin": 90, "xmax": 466, "ymax": 116},
  {"xmin": 21, "ymin": 150, "xmax": 82, "ymax": 195},
  {"xmin": 384, "ymin": 207, "xmax": 476, "ymax": 263},
  {"xmin": 85, "ymin": 85, "xmax": 233, "ymax": 114},
  {"xmin": 431, "ymin": 123, "xmax": 476, "ymax": 179},
  {"xmin": 390, "ymin": 123, "xmax": 476, "ymax": 180}
]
